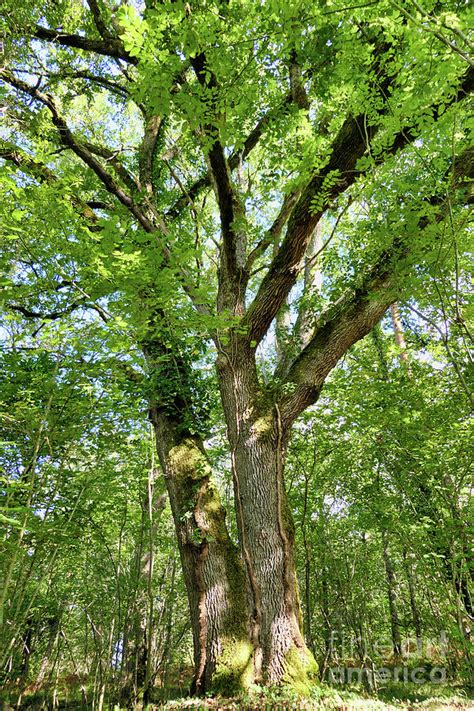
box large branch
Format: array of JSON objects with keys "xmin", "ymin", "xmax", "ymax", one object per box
[
  {"xmin": 279, "ymin": 254, "xmax": 397, "ymax": 424},
  {"xmin": 165, "ymin": 91, "xmax": 293, "ymax": 220},
  {"xmin": 86, "ymin": 0, "xmax": 114, "ymax": 41},
  {"xmin": 32, "ymin": 25, "xmax": 137, "ymax": 64},
  {"xmin": 191, "ymin": 54, "xmax": 246, "ymax": 312},
  {"xmin": 245, "ymin": 189, "xmax": 301, "ymax": 272},
  {"xmin": 82, "ymin": 140, "xmax": 139, "ymax": 193},
  {"xmin": 0, "ymin": 70, "xmax": 159, "ymax": 234},
  {"xmin": 274, "ymin": 199, "xmax": 352, "ymax": 380},
  {"xmin": 278, "ymin": 146, "xmax": 474, "ymax": 424},
  {"xmin": 7, "ymin": 300, "xmax": 107, "ymax": 324},
  {"xmin": 243, "ymin": 64, "xmax": 474, "ymax": 347},
  {"xmin": 137, "ymin": 59, "xmax": 190, "ymax": 196},
  {"xmin": 139, "ymin": 115, "xmax": 163, "ymax": 195},
  {"xmin": 0, "ymin": 140, "xmax": 101, "ymax": 228},
  {"xmin": 0, "ymin": 142, "xmax": 55, "ymax": 183},
  {"xmin": 242, "ymin": 115, "xmax": 383, "ymax": 345}
]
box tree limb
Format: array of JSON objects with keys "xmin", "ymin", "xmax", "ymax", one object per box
[
  {"xmin": 8, "ymin": 301, "xmax": 86, "ymax": 321},
  {"xmin": 278, "ymin": 146, "xmax": 474, "ymax": 424},
  {"xmin": 32, "ymin": 25, "xmax": 137, "ymax": 65},
  {"xmin": 165, "ymin": 91, "xmax": 293, "ymax": 220},
  {"xmin": 245, "ymin": 189, "xmax": 301, "ymax": 272},
  {"xmin": 63, "ymin": 70, "xmax": 130, "ymax": 98},
  {"xmin": 0, "ymin": 70, "xmax": 159, "ymax": 233},
  {"xmin": 139, "ymin": 115, "xmax": 163, "ymax": 195},
  {"xmin": 191, "ymin": 53, "xmax": 246, "ymax": 313},
  {"xmin": 86, "ymin": 0, "xmax": 114, "ymax": 40},
  {"xmin": 0, "ymin": 139, "xmax": 101, "ymax": 228},
  {"xmin": 243, "ymin": 65, "xmax": 474, "ymax": 347},
  {"xmin": 81, "ymin": 140, "xmax": 139, "ymax": 193},
  {"xmin": 0, "ymin": 141, "xmax": 56, "ymax": 183},
  {"xmin": 279, "ymin": 252, "xmax": 397, "ymax": 424}
]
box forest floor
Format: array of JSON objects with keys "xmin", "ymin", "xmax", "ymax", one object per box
[
  {"xmin": 3, "ymin": 681, "xmax": 472, "ymax": 709},
  {"xmin": 160, "ymin": 683, "xmax": 473, "ymax": 710}
]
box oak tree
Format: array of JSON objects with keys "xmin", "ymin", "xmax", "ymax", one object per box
[{"xmin": 1, "ymin": 0, "xmax": 472, "ymax": 694}]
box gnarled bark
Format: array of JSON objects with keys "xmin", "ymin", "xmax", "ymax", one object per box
[
  {"xmin": 149, "ymin": 404, "xmax": 253, "ymax": 694},
  {"xmin": 216, "ymin": 345, "xmax": 318, "ymax": 693}
]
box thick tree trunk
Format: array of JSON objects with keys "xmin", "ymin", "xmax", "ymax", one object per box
[
  {"xmin": 216, "ymin": 347, "xmax": 318, "ymax": 693},
  {"xmin": 149, "ymin": 406, "xmax": 252, "ymax": 694}
]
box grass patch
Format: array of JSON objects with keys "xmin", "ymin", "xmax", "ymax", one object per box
[
  {"xmin": 159, "ymin": 681, "xmax": 473, "ymax": 710},
  {"xmin": 2, "ymin": 681, "xmax": 472, "ymax": 709}
]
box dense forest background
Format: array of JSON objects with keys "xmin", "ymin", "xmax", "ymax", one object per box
[
  {"xmin": 0, "ymin": 0, "xmax": 472, "ymax": 708},
  {"xmin": 1, "ymin": 306, "xmax": 472, "ymax": 709}
]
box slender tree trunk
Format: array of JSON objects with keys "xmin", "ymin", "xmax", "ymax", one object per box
[
  {"xmin": 301, "ymin": 470, "xmax": 314, "ymax": 655},
  {"xmin": 120, "ymin": 541, "xmax": 142, "ymax": 705},
  {"xmin": 157, "ymin": 557, "xmax": 177, "ymax": 688},
  {"xmin": 19, "ymin": 617, "xmax": 34, "ymax": 681},
  {"xmin": 149, "ymin": 405, "xmax": 252, "ymax": 694},
  {"xmin": 382, "ymin": 532, "xmax": 402, "ymax": 657},
  {"xmin": 402, "ymin": 549, "xmax": 423, "ymax": 653},
  {"xmin": 97, "ymin": 620, "xmax": 114, "ymax": 711},
  {"xmin": 31, "ymin": 611, "xmax": 62, "ymax": 693},
  {"xmin": 390, "ymin": 303, "xmax": 411, "ymax": 374},
  {"xmin": 315, "ymin": 497, "xmax": 333, "ymax": 666},
  {"xmin": 130, "ymin": 462, "xmax": 166, "ymax": 708},
  {"xmin": 217, "ymin": 347, "xmax": 317, "ymax": 692}
]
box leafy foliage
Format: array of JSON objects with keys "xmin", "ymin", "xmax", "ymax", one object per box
[{"xmin": 0, "ymin": 0, "xmax": 472, "ymax": 706}]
